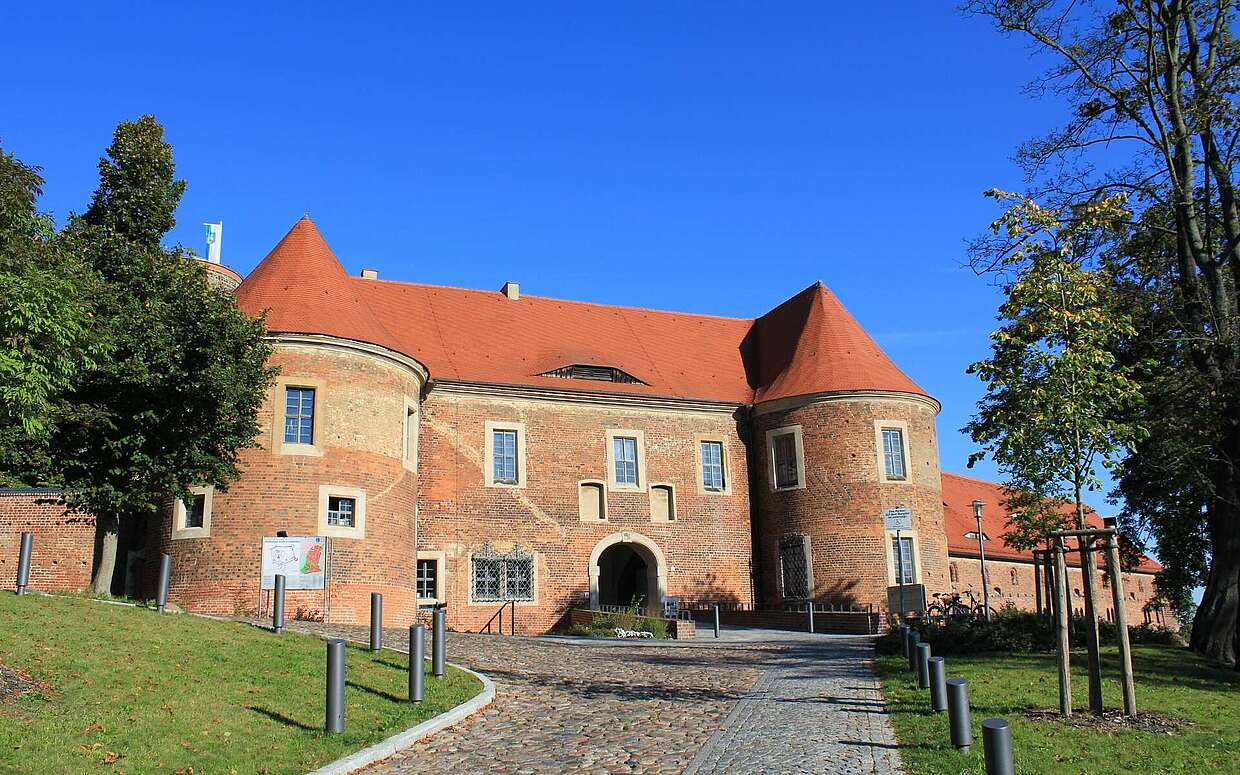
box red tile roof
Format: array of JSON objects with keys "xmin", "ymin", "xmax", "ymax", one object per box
[
  {"xmin": 236, "ymin": 217, "xmax": 933, "ymax": 405},
  {"xmin": 942, "ymin": 472, "xmax": 1160, "ymax": 573}
]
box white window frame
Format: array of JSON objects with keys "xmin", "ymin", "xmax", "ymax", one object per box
[
  {"xmin": 402, "ymin": 397, "xmax": 419, "ymax": 473},
  {"xmin": 883, "ymin": 529, "xmax": 922, "ymax": 586},
  {"xmin": 274, "ymin": 377, "xmax": 324, "ymax": 457},
  {"xmin": 605, "ymin": 429, "xmax": 647, "ymax": 492},
  {"xmin": 415, "ymin": 550, "xmax": 445, "ymax": 604},
  {"xmin": 317, "ymin": 484, "xmax": 366, "ymax": 539},
  {"xmin": 874, "ymin": 419, "xmax": 912, "ymax": 484},
  {"xmin": 695, "ymin": 435, "xmax": 731, "ymax": 495},
  {"xmin": 484, "ymin": 421, "xmax": 527, "ymax": 488},
  {"xmin": 766, "ymin": 425, "xmax": 806, "ymax": 492},
  {"xmin": 172, "ymin": 486, "xmax": 213, "ymax": 539},
  {"xmin": 650, "ymin": 482, "xmax": 676, "ymax": 523}
]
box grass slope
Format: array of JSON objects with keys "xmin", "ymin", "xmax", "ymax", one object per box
[
  {"xmin": 878, "ymin": 644, "xmax": 1239, "ymax": 774},
  {"xmin": 0, "ymin": 594, "xmax": 482, "ymax": 774}
]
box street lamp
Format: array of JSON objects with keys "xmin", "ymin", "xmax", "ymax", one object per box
[{"xmin": 972, "ymin": 499, "xmax": 991, "ymax": 621}]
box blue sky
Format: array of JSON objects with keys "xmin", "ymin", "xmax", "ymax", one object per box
[{"xmin": 3, "ymin": 3, "xmax": 1082, "ymax": 501}]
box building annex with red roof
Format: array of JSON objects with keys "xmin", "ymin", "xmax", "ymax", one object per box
[{"xmin": 82, "ymin": 215, "xmax": 1163, "ymax": 631}]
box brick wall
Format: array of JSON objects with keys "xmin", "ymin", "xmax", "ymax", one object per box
[
  {"xmin": 418, "ymin": 389, "xmax": 755, "ymax": 633},
  {"xmin": 752, "ymin": 396, "xmax": 948, "ymax": 618},
  {"xmin": 0, "ymin": 490, "xmax": 94, "ymax": 594},
  {"xmin": 947, "ymin": 553, "xmax": 1173, "ymax": 627}
]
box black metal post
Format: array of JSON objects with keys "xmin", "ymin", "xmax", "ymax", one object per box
[
  {"xmin": 15, "ymin": 532, "xmax": 32, "ymax": 595},
  {"xmin": 982, "ymin": 718, "xmax": 1014, "ymax": 775},
  {"xmin": 370, "ymin": 592, "xmax": 383, "ymax": 652},
  {"xmin": 807, "ymin": 600, "xmax": 815, "ymax": 633},
  {"xmin": 155, "ymin": 553, "xmax": 171, "ymax": 613},
  {"xmin": 712, "ymin": 604, "xmax": 720, "ymax": 638},
  {"xmin": 899, "ymin": 624, "xmax": 910, "ymax": 658},
  {"xmin": 928, "ymin": 656, "xmax": 947, "ymax": 712},
  {"xmin": 273, "ymin": 574, "xmax": 286, "ymax": 633},
  {"xmin": 326, "ymin": 639, "xmax": 345, "ymax": 732},
  {"xmin": 432, "ymin": 607, "xmax": 446, "ymax": 678},
  {"xmin": 916, "ymin": 642, "xmax": 931, "ymax": 689},
  {"xmin": 409, "ymin": 623, "xmax": 425, "ymax": 703},
  {"xmin": 907, "ymin": 629, "xmax": 921, "ymax": 671},
  {"xmin": 947, "ymin": 678, "xmax": 973, "ymax": 753}
]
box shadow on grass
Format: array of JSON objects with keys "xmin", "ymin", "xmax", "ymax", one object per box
[
  {"xmin": 247, "ymin": 705, "xmax": 318, "ymax": 731},
  {"xmin": 346, "ymin": 680, "xmax": 406, "ymax": 704}
]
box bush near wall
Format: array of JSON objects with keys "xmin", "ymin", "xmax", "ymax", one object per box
[{"xmin": 877, "ymin": 607, "xmax": 1183, "ymax": 656}]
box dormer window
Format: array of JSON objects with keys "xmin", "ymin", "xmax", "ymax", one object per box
[{"xmin": 539, "ymin": 364, "xmax": 645, "ymax": 384}]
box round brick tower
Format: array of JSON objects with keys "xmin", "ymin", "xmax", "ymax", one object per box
[
  {"xmin": 157, "ymin": 218, "xmax": 427, "ymax": 624},
  {"xmin": 747, "ymin": 283, "xmax": 947, "ymax": 618}
]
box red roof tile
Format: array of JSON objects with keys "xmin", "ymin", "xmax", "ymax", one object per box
[
  {"xmin": 236, "ymin": 218, "xmax": 934, "ymax": 405},
  {"xmin": 942, "ymin": 472, "xmax": 1160, "ymax": 573}
]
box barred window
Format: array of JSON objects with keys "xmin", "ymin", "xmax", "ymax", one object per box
[
  {"xmin": 471, "ymin": 548, "xmax": 534, "ymax": 602},
  {"xmin": 614, "ymin": 436, "xmax": 638, "ymax": 486},
  {"xmin": 779, "ymin": 534, "xmax": 810, "ymax": 599},
  {"xmin": 183, "ymin": 494, "xmax": 206, "ymax": 529},
  {"xmin": 416, "ymin": 558, "xmax": 438, "ymax": 599},
  {"xmin": 892, "ymin": 536, "xmax": 915, "ymax": 585},
  {"xmin": 284, "ymin": 387, "xmax": 315, "ymax": 444},
  {"xmin": 882, "ymin": 428, "xmax": 907, "ymax": 480},
  {"xmin": 701, "ymin": 441, "xmax": 725, "ymax": 491},
  {"xmin": 327, "ymin": 496, "xmax": 355, "ymax": 528},
  {"xmin": 773, "ymin": 433, "xmax": 799, "ymax": 489},
  {"xmin": 493, "ymin": 429, "xmax": 518, "ymax": 484}
]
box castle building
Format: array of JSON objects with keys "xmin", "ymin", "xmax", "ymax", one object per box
[{"xmin": 0, "ymin": 216, "xmax": 1168, "ymax": 632}]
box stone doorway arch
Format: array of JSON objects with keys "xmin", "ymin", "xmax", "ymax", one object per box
[{"xmin": 588, "ymin": 531, "xmax": 667, "ymax": 613}]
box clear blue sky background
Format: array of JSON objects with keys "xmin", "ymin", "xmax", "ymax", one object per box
[{"xmin": 3, "ymin": 3, "xmax": 1084, "ymax": 501}]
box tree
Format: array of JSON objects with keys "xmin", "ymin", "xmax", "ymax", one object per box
[
  {"xmin": 966, "ymin": 0, "xmax": 1240, "ymax": 667},
  {"xmin": 57, "ymin": 116, "xmax": 275, "ymax": 593},
  {"xmin": 0, "ymin": 145, "xmax": 106, "ymax": 486},
  {"xmin": 965, "ymin": 191, "xmax": 1146, "ymax": 712}
]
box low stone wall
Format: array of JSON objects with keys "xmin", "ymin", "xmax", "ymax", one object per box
[
  {"xmin": 0, "ymin": 489, "xmax": 94, "ymax": 594},
  {"xmin": 687, "ymin": 607, "xmax": 880, "ymax": 635}
]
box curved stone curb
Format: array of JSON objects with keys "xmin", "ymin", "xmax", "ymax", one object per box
[{"xmin": 307, "ymin": 660, "xmax": 495, "ymax": 775}]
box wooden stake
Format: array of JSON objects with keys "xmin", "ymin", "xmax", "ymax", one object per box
[
  {"xmin": 1033, "ymin": 549, "xmax": 1044, "ymax": 617},
  {"xmin": 1106, "ymin": 534, "xmax": 1137, "ymax": 716},
  {"xmin": 1054, "ymin": 537, "xmax": 1072, "ymax": 717}
]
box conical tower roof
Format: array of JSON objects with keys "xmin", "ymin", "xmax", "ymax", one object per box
[
  {"xmin": 750, "ymin": 282, "xmax": 930, "ymax": 403},
  {"xmin": 236, "ymin": 217, "xmax": 403, "ymax": 354}
]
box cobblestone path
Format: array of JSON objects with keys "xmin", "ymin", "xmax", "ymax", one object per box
[{"xmin": 275, "ymin": 622, "xmax": 902, "ymax": 774}]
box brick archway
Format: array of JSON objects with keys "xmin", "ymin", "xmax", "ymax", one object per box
[{"xmin": 588, "ymin": 531, "xmax": 667, "ymax": 613}]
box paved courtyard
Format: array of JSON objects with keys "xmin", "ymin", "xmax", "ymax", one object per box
[{"xmin": 279, "ymin": 622, "xmax": 903, "ymax": 774}]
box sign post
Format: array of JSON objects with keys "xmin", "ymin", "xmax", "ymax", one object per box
[{"xmin": 884, "ymin": 507, "xmax": 913, "ymax": 622}]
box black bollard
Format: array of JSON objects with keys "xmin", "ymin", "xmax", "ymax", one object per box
[
  {"xmin": 432, "ymin": 607, "xmax": 446, "ymax": 678},
  {"xmin": 155, "ymin": 553, "xmax": 172, "ymax": 613},
  {"xmin": 370, "ymin": 592, "xmax": 383, "ymax": 652},
  {"xmin": 15, "ymin": 532, "xmax": 33, "ymax": 595},
  {"xmin": 272, "ymin": 574, "xmax": 286, "ymax": 634},
  {"xmin": 409, "ymin": 623, "xmax": 425, "ymax": 703},
  {"xmin": 982, "ymin": 718, "xmax": 1014, "ymax": 775},
  {"xmin": 946, "ymin": 678, "xmax": 973, "ymax": 753},
  {"xmin": 326, "ymin": 639, "xmax": 345, "ymax": 732},
  {"xmin": 713, "ymin": 604, "xmax": 720, "ymax": 638},
  {"xmin": 916, "ymin": 642, "xmax": 931, "ymax": 689},
  {"xmin": 807, "ymin": 601, "xmax": 815, "ymax": 633},
  {"xmin": 928, "ymin": 656, "xmax": 947, "ymax": 712},
  {"xmin": 907, "ymin": 629, "xmax": 921, "ymax": 671},
  {"xmin": 899, "ymin": 624, "xmax": 910, "ymax": 657}
]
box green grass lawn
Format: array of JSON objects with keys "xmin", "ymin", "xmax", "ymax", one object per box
[
  {"xmin": 0, "ymin": 593, "xmax": 482, "ymax": 774},
  {"xmin": 878, "ymin": 643, "xmax": 1239, "ymax": 774}
]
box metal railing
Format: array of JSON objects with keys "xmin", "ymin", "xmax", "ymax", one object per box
[{"xmin": 480, "ymin": 599, "xmax": 516, "ymax": 635}]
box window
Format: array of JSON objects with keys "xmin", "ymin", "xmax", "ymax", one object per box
[
  {"xmin": 578, "ymin": 481, "xmax": 606, "ymax": 521},
  {"xmin": 471, "ymin": 548, "xmax": 534, "ymax": 602},
  {"xmin": 184, "ymin": 494, "xmax": 206, "ymax": 529},
  {"xmin": 779, "ymin": 534, "xmax": 811, "ymax": 599},
  {"xmin": 774, "ymin": 434, "xmax": 799, "ymax": 489},
  {"xmin": 539, "ymin": 364, "xmax": 645, "ymax": 384},
  {"xmin": 416, "ymin": 558, "xmax": 438, "ymax": 600},
  {"xmin": 284, "ymin": 387, "xmax": 315, "ymax": 445},
  {"xmin": 493, "ymin": 429, "xmax": 518, "ymax": 484},
  {"xmin": 173, "ymin": 487, "xmax": 213, "ymax": 539},
  {"xmin": 701, "ymin": 441, "xmax": 725, "ymax": 491},
  {"xmin": 327, "ymin": 496, "xmax": 356, "ymax": 527},
  {"xmin": 949, "ymin": 562, "xmax": 959, "ymax": 583},
  {"xmin": 892, "ymin": 536, "xmax": 916, "ymax": 585},
  {"xmin": 614, "ymin": 436, "xmax": 638, "ymax": 486},
  {"xmin": 651, "ymin": 484, "xmax": 675, "ymax": 522},
  {"xmin": 881, "ymin": 428, "xmax": 907, "ymax": 480}
]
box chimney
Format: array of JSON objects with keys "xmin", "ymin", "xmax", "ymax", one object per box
[
  {"xmin": 361, "ymin": 268, "xmax": 379, "ymax": 280},
  {"xmin": 501, "ymin": 281, "xmax": 520, "ymax": 300}
]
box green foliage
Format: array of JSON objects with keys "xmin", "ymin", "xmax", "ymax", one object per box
[
  {"xmin": 81, "ymin": 115, "xmax": 186, "ymax": 249},
  {"xmin": 566, "ymin": 610, "xmax": 670, "ymax": 639},
  {"xmin": 965, "ymin": 193, "xmax": 1146, "ymax": 548}
]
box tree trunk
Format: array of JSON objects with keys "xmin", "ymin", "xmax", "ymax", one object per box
[
  {"xmin": 1074, "ymin": 478, "xmax": 1105, "ymax": 712},
  {"xmin": 90, "ymin": 514, "xmax": 119, "ymax": 595},
  {"xmin": 1192, "ymin": 420, "xmax": 1240, "ymax": 667}
]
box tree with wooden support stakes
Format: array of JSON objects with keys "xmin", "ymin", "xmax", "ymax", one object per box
[{"xmin": 964, "ymin": 192, "xmax": 1147, "ymax": 715}]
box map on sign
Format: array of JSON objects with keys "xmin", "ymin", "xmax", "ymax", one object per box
[
  {"xmin": 260, "ymin": 536, "xmax": 326, "ymax": 590},
  {"xmin": 883, "ymin": 507, "xmax": 913, "ymax": 531}
]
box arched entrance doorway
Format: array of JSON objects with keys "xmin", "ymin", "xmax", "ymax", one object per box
[{"xmin": 588, "ymin": 532, "xmax": 666, "ymax": 613}]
